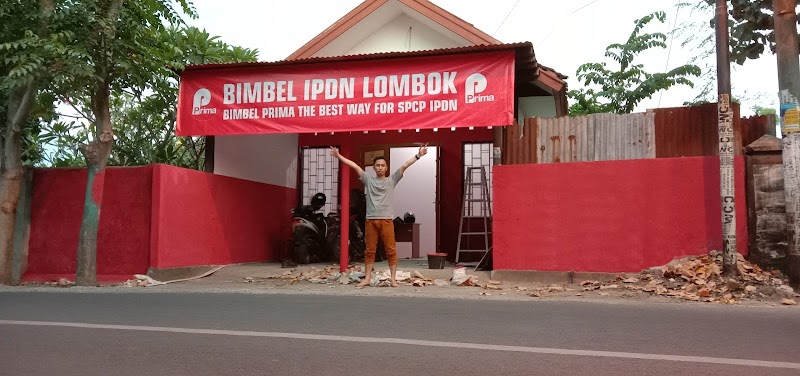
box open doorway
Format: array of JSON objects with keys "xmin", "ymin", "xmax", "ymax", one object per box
[
  {"xmin": 391, "ymin": 146, "xmax": 438, "ymax": 258},
  {"xmin": 361, "ymin": 144, "xmax": 439, "ymax": 259}
]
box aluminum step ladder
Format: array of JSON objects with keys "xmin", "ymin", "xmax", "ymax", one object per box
[{"xmin": 455, "ymin": 166, "xmax": 492, "ymax": 270}]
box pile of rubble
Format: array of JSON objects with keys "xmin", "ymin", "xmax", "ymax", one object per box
[
  {"xmin": 580, "ymin": 251, "xmax": 798, "ymax": 305},
  {"xmin": 264, "ymin": 265, "xmax": 485, "ymax": 288}
]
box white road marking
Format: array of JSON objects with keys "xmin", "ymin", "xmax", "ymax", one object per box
[{"xmin": 1, "ymin": 319, "xmax": 798, "ymax": 370}]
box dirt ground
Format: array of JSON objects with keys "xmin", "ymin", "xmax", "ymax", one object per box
[{"xmin": 12, "ymin": 255, "xmax": 800, "ymax": 308}]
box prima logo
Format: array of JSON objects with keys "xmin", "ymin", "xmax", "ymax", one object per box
[
  {"xmin": 465, "ymin": 73, "xmax": 494, "ymax": 104},
  {"xmin": 192, "ymin": 88, "xmax": 216, "ymax": 115}
]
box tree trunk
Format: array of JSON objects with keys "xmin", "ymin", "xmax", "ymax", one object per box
[
  {"xmin": 0, "ymin": 0, "xmax": 52, "ymax": 284},
  {"xmin": 0, "ymin": 81, "xmax": 35, "ymax": 285},
  {"xmin": 75, "ymin": 81, "xmax": 114, "ymax": 287}
]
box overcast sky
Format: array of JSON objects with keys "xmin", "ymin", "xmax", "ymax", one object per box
[{"xmin": 184, "ymin": 0, "xmax": 779, "ymax": 116}]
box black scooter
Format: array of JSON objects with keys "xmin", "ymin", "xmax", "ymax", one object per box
[
  {"xmin": 326, "ymin": 189, "xmax": 367, "ymax": 263},
  {"xmin": 290, "ymin": 192, "xmax": 328, "ymax": 264}
]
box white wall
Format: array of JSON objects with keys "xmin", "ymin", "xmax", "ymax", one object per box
[
  {"xmin": 214, "ymin": 134, "xmax": 298, "ymax": 188},
  {"xmin": 518, "ymin": 96, "xmax": 558, "ymax": 125},
  {"xmin": 345, "ymin": 14, "xmax": 463, "ymax": 55}
]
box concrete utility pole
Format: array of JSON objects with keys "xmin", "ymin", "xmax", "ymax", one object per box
[
  {"xmin": 773, "ymin": 0, "xmax": 800, "ymax": 288},
  {"xmin": 715, "ymin": 0, "xmax": 738, "ymax": 276}
]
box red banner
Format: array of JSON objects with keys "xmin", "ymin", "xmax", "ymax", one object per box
[{"xmin": 176, "ymin": 51, "xmax": 515, "ymax": 136}]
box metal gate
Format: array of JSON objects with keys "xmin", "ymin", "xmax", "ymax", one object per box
[{"xmin": 300, "ymin": 147, "xmax": 339, "ymax": 215}]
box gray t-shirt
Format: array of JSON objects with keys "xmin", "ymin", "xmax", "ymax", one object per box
[{"xmin": 359, "ymin": 169, "xmax": 403, "ymax": 219}]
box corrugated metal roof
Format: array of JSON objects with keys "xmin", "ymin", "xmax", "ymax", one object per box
[{"xmin": 178, "ymin": 42, "xmax": 537, "ymax": 73}]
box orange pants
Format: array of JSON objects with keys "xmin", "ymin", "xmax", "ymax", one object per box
[{"xmin": 365, "ymin": 219, "xmax": 397, "ymax": 267}]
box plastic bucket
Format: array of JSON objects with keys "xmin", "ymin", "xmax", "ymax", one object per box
[
  {"xmin": 427, "ymin": 253, "xmax": 447, "ymax": 269},
  {"xmin": 452, "ymin": 265, "xmax": 466, "ymax": 280}
]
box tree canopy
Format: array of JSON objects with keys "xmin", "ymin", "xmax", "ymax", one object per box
[{"xmin": 569, "ymin": 11, "xmax": 701, "ymax": 115}]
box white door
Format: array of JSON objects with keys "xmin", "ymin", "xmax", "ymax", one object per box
[{"xmin": 390, "ymin": 146, "xmax": 438, "ymax": 259}]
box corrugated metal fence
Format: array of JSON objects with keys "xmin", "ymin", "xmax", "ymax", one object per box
[
  {"xmin": 653, "ymin": 102, "xmax": 742, "ymax": 157},
  {"xmin": 503, "ymin": 103, "xmax": 773, "ymax": 165}
]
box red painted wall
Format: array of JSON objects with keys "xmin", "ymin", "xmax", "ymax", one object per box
[
  {"xmin": 26, "ymin": 166, "xmax": 153, "ymax": 282},
  {"xmin": 493, "ymin": 157, "xmax": 749, "ymax": 273},
  {"xmin": 150, "ymin": 164, "xmax": 295, "ymax": 268},
  {"xmin": 25, "ymin": 164, "xmax": 294, "ymax": 282},
  {"xmin": 299, "ymin": 128, "xmax": 493, "ymax": 258}
]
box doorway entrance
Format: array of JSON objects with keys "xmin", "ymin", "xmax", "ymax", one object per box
[{"xmin": 361, "ymin": 144, "xmax": 439, "ymax": 259}]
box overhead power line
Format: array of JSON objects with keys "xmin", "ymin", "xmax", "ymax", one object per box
[{"xmin": 492, "ymin": 0, "xmax": 522, "ymax": 36}]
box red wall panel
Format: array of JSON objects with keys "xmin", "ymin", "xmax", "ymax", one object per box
[
  {"xmin": 26, "ymin": 166, "xmax": 153, "ymax": 281},
  {"xmin": 150, "ymin": 164, "xmax": 295, "ymax": 268},
  {"xmin": 493, "ymin": 157, "xmax": 749, "ymax": 272}
]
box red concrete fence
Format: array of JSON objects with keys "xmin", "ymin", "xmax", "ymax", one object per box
[
  {"xmin": 24, "ymin": 164, "xmax": 294, "ymax": 282},
  {"xmin": 23, "ymin": 156, "xmax": 752, "ymax": 279},
  {"xmin": 150, "ymin": 165, "xmax": 295, "ymax": 269},
  {"xmin": 493, "ymin": 156, "xmax": 749, "ymax": 273}
]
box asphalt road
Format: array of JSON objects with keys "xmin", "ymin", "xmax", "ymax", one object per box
[{"xmin": 1, "ymin": 291, "xmax": 798, "ymax": 375}]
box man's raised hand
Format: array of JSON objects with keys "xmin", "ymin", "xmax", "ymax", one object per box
[
  {"xmin": 330, "ymin": 146, "xmax": 340, "ymax": 158},
  {"xmin": 418, "ymin": 142, "xmax": 429, "ymax": 157}
]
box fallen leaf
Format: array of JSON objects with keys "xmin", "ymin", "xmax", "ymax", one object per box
[
  {"xmin": 455, "ymin": 276, "xmax": 479, "ymax": 287},
  {"xmin": 600, "ymin": 284, "xmax": 621, "ymax": 290},
  {"xmin": 782, "ymin": 299, "xmax": 798, "ymax": 305},
  {"xmin": 737, "ymin": 263, "xmax": 748, "ymax": 275},
  {"xmin": 723, "ymin": 293, "xmax": 733, "ymax": 301},
  {"xmin": 697, "ymin": 288, "xmax": 711, "ymax": 297},
  {"xmin": 622, "ymin": 277, "xmax": 639, "ymax": 283},
  {"xmin": 598, "ymin": 292, "xmax": 609, "ymax": 296},
  {"xmin": 488, "ymin": 280, "xmax": 503, "ymax": 285},
  {"xmin": 744, "ymin": 285, "xmax": 757, "ymax": 293},
  {"xmin": 694, "ymin": 266, "xmax": 708, "ymax": 279},
  {"xmin": 581, "ymin": 280, "xmax": 599, "ymax": 286},
  {"xmin": 684, "ymin": 294, "xmax": 701, "ymax": 301},
  {"xmin": 694, "ymin": 278, "xmax": 707, "ymax": 286},
  {"xmin": 726, "ymin": 279, "xmax": 742, "ymax": 291},
  {"xmin": 529, "ymin": 292, "xmax": 541, "ymax": 297},
  {"xmin": 413, "ymin": 270, "xmax": 425, "ymax": 279}
]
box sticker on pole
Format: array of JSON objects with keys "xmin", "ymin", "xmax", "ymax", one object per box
[{"xmin": 779, "ymin": 89, "xmax": 800, "ymax": 133}]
